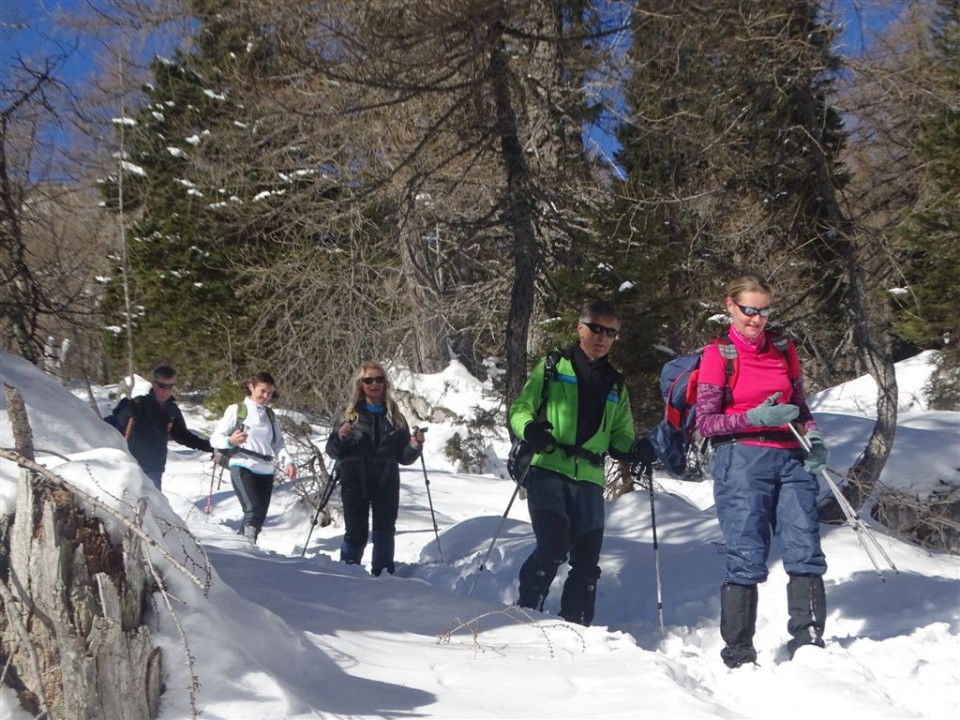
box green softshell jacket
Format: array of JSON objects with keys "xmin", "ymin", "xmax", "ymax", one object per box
[{"xmin": 508, "ymin": 353, "xmax": 636, "ymax": 486}]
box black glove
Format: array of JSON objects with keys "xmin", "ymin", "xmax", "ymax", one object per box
[
  {"xmin": 523, "ymin": 421, "xmax": 556, "ymax": 453},
  {"xmin": 631, "ymin": 437, "xmax": 658, "ymax": 474}
]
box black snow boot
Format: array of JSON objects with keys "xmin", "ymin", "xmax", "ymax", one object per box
[
  {"xmin": 517, "ymin": 553, "xmax": 560, "ymax": 612},
  {"xmin": 371, "ymin": 530, "xmax": 396, "ymax": 577},
  {"xmin": 720, "ymin": 582, "xmax": 758, "ymax": 668},
  {"xmin": 786, "ymin": 574, "xmax": 826, "ymax": 657},
  {"xmin": 340, "ymin": 537, "xmax": 365, "ymax": 565},
  {"xmin": 558, "ymin": 567, "xmax": 601, "ymax": 627}
]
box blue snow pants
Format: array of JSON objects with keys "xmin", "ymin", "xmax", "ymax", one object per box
[{"xmin": 712, "ymin": 442, "xmax": 826, "ymax": 584}]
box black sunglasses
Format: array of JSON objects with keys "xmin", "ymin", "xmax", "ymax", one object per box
[
  {"xmin": 361, "ymin": 376, "xmax": 386, "ymax": 385},
  {"xmin": 583, "ymin": 321, "xmax": 619, "ymax": 339},
  {"xmin": 735, "ymin": 303, "xmax": 773, "ymax": 318},
  {"xmin": 154, "ymin": 380, "xmax": 175, "ymax": 390}
]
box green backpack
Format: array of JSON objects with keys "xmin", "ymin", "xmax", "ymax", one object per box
[{"xmin": 214, "ymin": 402, "xmax": 277, "ymax": 469}]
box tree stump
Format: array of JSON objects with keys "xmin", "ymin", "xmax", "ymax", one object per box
[{"xmin": 1, "ymin": 386, "xmax": 161, "ymax": 719}]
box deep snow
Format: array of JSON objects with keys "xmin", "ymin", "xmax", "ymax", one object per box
[{"xmin": 1, "ymin": 350, "xmax": 958, "ymax": 719}]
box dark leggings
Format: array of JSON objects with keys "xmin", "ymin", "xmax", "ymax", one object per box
[{"xmin": 230, "ymin": 466, "xmax": 275, "ymax": 533}]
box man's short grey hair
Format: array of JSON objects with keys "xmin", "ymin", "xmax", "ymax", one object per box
[{"xmin": 579, "ymin": 300, "xmax": 620, "ymax": 323}]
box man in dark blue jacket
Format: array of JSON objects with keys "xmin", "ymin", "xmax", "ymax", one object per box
[{"xmin": 107, "ymin": 365, "xmax": 212, "ymax": 490}]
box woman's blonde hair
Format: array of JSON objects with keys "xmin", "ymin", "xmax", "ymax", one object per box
[
  {"xmin": 726, "ymin": 273, "xmax": 773, "ymax": 303},
  {"xmin": 343, "ymin": 360, "xmax": 407, "ymax": 429}
]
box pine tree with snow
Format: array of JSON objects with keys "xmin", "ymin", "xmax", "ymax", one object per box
[{"xmin": 98, "ymin": 9, "xmax": 284, "ymax": 387}]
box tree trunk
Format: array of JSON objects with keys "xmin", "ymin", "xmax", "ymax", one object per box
[
  {"xmin": 397, "ymin": 195, "xmax": 449, "ymax": 373},
  {"xmin": 0, "ymin": 117, "xmax": 41, "ymax": 365},
  {"xmin": 489, "ymin": 20, "xmax": 539, "ymax": 405},
  {"xmin": 820, "ymin": 261, "xmax": 899, "ymax": 520},
  {"xmin": 791, "ymin": 56, "xmax": 900, "ymax": 516},
  {"xmin": 0, "ymin": 387, "xmax": 161, "ymax": 720}
]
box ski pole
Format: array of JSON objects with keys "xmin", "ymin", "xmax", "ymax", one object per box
[
  {"xmin": 467, "ymin": 472, "xmax": 525, "ymax": 598},
  {"xmin": 204, "ymin": 459, "xmax": 217, "ymax": 518},
  {"xmin": 415, "ymin": 427, "xmax": 443, "ymax": 562},
  {"xmin": 787, "ymin": 423, "xmax": 898, "ymax": 578},
  {"xmin": 648, "ymin": 466, "xmax": 666, "ymax": 638},
  {"xmin": 632, "ymin": 463, "xmax": 665, "ymax": 637},
  {"xmin": 300, "ymin": 462, "xmax": 340, "ymax": 558}
]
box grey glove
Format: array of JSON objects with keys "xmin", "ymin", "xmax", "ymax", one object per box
[
  {"xmin": 804, "ymin": 430, "xmax": 829, "ymax": 476},
  {"xmin": 745, "ymin": 392, "xmax": 800, "ymax": 428}
]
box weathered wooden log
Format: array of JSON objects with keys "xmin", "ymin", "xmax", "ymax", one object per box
[{"xmin": 1, "ymin": 386, "xmax": 161, "ymax": 719}]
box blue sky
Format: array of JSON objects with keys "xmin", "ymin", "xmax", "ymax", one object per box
[
  {"xmin": 4, "ymin": 0, "xmax": 907, "ymax": 179},
  {"xmin": 4, "ymin": 1, "xmax": 906, "ymax": 90}
]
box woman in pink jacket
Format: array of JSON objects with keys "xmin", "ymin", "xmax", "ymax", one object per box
[{"xmin": 696, "ymin": 273, "xmax": 830, "ymax": 668}]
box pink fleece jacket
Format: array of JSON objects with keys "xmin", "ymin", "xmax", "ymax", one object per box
[{"xmin": 695, "ymin": 327, "xmax": 817, "ymax": 448}]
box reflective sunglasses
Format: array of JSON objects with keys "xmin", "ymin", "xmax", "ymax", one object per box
[
  {"xmin": 361, "ymin": 376, "xmax": 386, "ymax": 385},
  {"xmin": 735, "ymin": 303, "xmax": 773, "ymax": 318},
  {"xmin": 154, "ymin": 380, "xmax": 175, "ymax": 390},
  {"xmin": 583, "ymin": 321, "xmax": 619, "ymax": 339}
]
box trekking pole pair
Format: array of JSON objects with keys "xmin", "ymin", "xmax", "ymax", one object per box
[
  {"xmin": 300, "ymin": 461, "xmax": 341, "ymax": 558},
  {"xmin": 630, "ymin": 462, "xmax": 665, "ymax": 638},
  {"xmin": 415, "ymin": 426, "xmax": 444, "ymax": 562},
  {"xmin": 786, "ymin": 423, "xmax": 898, "ymax": 580}
]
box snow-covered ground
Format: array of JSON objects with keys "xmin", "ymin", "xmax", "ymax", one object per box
[{"xmin": 1, "ymin": 350, "xmax": 958, "ymax": 719}]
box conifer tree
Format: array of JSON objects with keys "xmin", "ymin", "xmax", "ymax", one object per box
[
  {"xmin": 894, "ymin": 0, "xmax": 960, "ymax": 407},
  {"xmin": 99, "ymin": 6, "xmax": 279, "ymax": 387},
  {"xmin": 607, "ymin": 1, "xmax": 853, "ymax": 405}
]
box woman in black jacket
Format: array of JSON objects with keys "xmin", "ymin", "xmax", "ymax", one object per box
[{"xmin": 326, "ymin": 361, "xmax": 425, "ymax": 576}]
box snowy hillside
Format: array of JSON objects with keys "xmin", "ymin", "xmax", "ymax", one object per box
[{"xmin": 1, "ymin": 350, "xmax": 958, "ymax": 720}]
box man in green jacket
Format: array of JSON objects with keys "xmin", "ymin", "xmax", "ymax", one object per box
[{"xmin": 509, "ymin": 300, "xmax": 656, "ymax": 625}]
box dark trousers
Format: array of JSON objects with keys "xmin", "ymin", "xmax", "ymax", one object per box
[
  {"xmin": 517, "ymin": 468, "xmax": 605, "ymax": 625},
  {"xmin": 230, "ymin": 466, "xmax": 275, "ymax": 533},
  {"xmin": 339, "ymin": 470, "xmax": 400, "ymax": 570},
  {"xmin": 144, "ymin": 469, "xmax": 163, "ymax": 490}
]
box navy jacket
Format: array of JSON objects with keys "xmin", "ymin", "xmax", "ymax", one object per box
[{"xmin": 107, "ymin": 390, "xmax": 211, "ymax": 475}]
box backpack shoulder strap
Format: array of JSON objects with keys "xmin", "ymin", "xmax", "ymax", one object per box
[
  {"xmin": 543, "ymin": 349, "xmax": 563, "ymax": 381},
  {"xmin": 713, "ymin": 338, "xmax": 738, "ymax": 405},
  {"xmin": 767, "ymin": 332, "xmax": 800, "ymax": 379},
  {"xmin": 266, "ymin": 406, "xmax": 277, "ymax": 443},
  {"xmin": 235, "ymin": 401, "xmax": 278, "ymax": 443},
  {"xmin": 533, "ymin": 349, "xmax": 564, "ymax": 420}
]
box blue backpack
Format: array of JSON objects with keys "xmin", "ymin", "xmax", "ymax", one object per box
[{"xmin": 648, "ymin": 335, "xmax": 791, "ymax": 478}]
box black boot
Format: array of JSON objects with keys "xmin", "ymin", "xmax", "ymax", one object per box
[
  {"xmin": 517, "ymin": 552, "xmax": 560, "ymax": 611},
  {"xmin": 559, "ymin": 567, "xmax": 601, "ymax": 626},
  {"xmin": 786, "ymin": 574, "xmax": 826, "ymax": 657},
  {"xmin": 340, "ymin": 536, "xmax": 365, "ymax": 565},
  {"xmin": 371, "ymin": 530, "xmax": 396, "ymax": 577},
  {"xmin": 720, "ymin": 583, "xmax": 758, "ymax": 668}
]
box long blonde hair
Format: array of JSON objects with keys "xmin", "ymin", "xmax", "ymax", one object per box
[{"xmin": 343, "ymin": 360, "xmax": 407, "ymax": 429}]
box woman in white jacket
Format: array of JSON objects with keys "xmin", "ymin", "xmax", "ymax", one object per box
[{"xmin": 211, "ymin": 371, "xmax": 296, "ymax": 542}]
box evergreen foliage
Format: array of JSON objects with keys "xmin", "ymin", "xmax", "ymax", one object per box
[
  {"xmin": 606, "ymin": 1, "xmax": 854, "ymax": 410},
  {"xmin": 893, "ymin": 1, "xmax": 960, "ymax": 407},
  {"xmin": 72, "ymin": 0, "xmax": 947, "ymax": 421},
  {"xmin": 99, "ymin": 8, "xmax": 281, "ymax": 388}
]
